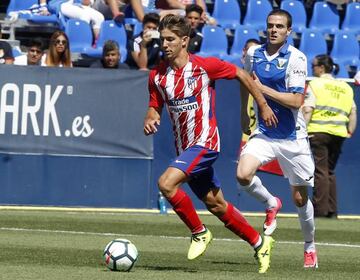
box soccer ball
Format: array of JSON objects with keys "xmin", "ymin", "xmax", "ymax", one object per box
[{"xmin": 103, "ymin": 238, "xmax": 138, "ymax": 272}]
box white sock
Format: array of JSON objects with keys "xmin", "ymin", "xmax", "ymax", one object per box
[
  {"xmin": 240, "ymin": 175, "xmax": 277, "ymax": 208},
  {"xmin": 253, "ymin": 235, "xmax": 262, "ymax": 250},
  {"xmin": 297, "ymin": 199, "xmax": 316, "ymax": 252}
]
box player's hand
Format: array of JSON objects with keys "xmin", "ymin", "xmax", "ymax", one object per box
[
  {"xmin": 259, "ymin": 103, "xmax": 278, "ymax": 127},
  {"xmin": 144, "ymin": 119, "xmax": 160, "ymax": 135}
]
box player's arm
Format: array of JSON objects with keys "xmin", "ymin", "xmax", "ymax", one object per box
[
  {"xmin": 144, "ymin": 106, "xmax": 162, "ymax": 135},
  {"xmin": 235, "ymin": 67, "xmax": 278, "ymax": 128},
  {"xmin": 253, "ymin": 71, "xmax": 304, "ymax": 109}
]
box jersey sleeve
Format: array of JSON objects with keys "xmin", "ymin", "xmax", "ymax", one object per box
[
  {"xmin": 287, "ymin": 51, "xmax": 307, "ymax": 94},
  {"xmin": 148, "ymin": 70, "xmax": 164, "ymax": 109},
  {"xmin": 200, "ymin": 56, "xmax": 237, "ymax": 80}
]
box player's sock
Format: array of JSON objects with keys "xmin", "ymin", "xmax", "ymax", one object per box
[
  {"xmin": 219, "ymin": 202, "xmax": 260, "ymax": 246},
  {"xmin": 297, "ymin": 199, "xmax": 316, "ymax": 249},
  {"xmin": 168, "ymin": 188, "xmax": 204, "ymax": 234},
  {"xmin": 240, "ymin": 176, "xmax": 277, "ymax": 208}
]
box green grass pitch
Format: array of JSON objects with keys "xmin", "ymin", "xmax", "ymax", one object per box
[{"xmin": 0, "ymin": 209, "xmax": 359, "ymax": 280}]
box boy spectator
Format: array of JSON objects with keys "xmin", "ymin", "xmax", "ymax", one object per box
[
  {"xmin": 14, "ymin": 38, "xmax": 45, "ymax": 66},
  {"xmin": 90, "ymin": 40, "xmax": 129, "ymax": 69},
  {"xmin": 126, "ymin": 12, "xmax": 161, "ymax": 70},
  {"xmin": 185, "ymin": 4, "xmax": 203, "ymax": 54}
]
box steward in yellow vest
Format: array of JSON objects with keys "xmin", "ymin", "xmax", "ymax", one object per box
[{"xmin": 307, "ymin": 76, "xmax": 353, "ymax": 137}]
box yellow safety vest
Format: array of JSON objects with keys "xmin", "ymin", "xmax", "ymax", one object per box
[{"xmin": 307, "ymin": 77, "xmax": 353, "ymax": 137}]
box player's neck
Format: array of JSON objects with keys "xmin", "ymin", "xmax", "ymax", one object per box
[
  {"xmin": 169, "ymin": 52, "xmax": 189, "ymax": 70},
  {"xmin": 266, "ymin": 42, "xmax": 285, "ymax": 56}
]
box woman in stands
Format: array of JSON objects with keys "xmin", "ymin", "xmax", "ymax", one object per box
[{"xmin": 42, "ymin": 30, "xmax": 72, "ymax": 67}]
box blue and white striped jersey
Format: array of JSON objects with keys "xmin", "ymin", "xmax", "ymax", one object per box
[{"xmin": 245, "ymin": 42, "xmax": 308, "ymax": 140}]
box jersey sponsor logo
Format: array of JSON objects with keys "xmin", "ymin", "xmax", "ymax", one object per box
[
  {"xmin": 277, "ymin": 58, "xmax": 287, "ymax": 69},
  {"xmin": 187, "ymin": 76, "xmax": 197, "ymax": 90},
  {"xmin": 265, "ymin": 64, "xmax": 271, "ymax": 72},
  {"xmin": 168, "ymin": 96, "xmax": 199, "ymax": 113},
  {"xmin": 292, "ymin": 69, "xmax": 306, "ymax": 76}
]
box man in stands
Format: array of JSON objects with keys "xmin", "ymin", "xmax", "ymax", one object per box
[
  {"xmin": 90, "ymin": 40, "xmax": 129, "ymax": 69},
  {"xmin": 14, "ymin": 38, "xmax": 44, "ymax": 66}
]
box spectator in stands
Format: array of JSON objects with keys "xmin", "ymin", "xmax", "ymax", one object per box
[
  {"xmin": 42, "ymin": 30, "xmax": 72, "ymax": 67},
  {"xmin": 14, "ymin": 38, "xmax": 45, "ymax": 66},
  {"xmin": 241, "ymin": 38, "xmax": 262, "ymax": 66},
  {"xmin": 126, "ymin": 12, "xmax": 161, "ymax": 70},
  {"xmin": 90, "ymin": 40, "xmax": 129, "ymax": 69},
  {"xmin": 302, "ymin": 54, "xmax": 357, "ymax": 219},
  {"xmin": 185, "ymin": 4, "xmax": 203, "ymax": 54},
  {"xmin": 0, "ymin": 23, "xmax": 14, "ymax": 65},
  {"xmin": 93, "ymin": 0, "xmax": 145, "ymax": 22},
  {"xmin": 60, "ymin": 0, "xmax": 105, "ymax": 39}
]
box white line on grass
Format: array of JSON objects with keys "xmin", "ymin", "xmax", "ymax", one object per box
[{"xmin": 1, "ymin": 226, "xmax": 359, "ymax": 249}]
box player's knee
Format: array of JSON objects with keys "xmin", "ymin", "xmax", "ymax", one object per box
[
  {"xmin": 236, "ymin": 170, "xmax": 252, "ymax": 186},
  {"xmin": 157, "ymin": 174, "xmax": 175, "ymax": 196},
  {"xmin": 292, "ymin": 192, "xmax": 308, "ymax": 207},
  {"xmin": 206, "ymin": 201, "xmax": 226, "ymax": 216}
]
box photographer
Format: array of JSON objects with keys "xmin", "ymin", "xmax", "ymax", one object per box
[{"xmin": 126, "ymin": 12, "xmax": 161, "ymax": 70}]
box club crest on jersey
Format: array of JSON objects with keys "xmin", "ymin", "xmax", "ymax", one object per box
[
  {"xmin": 277, "ymin": 58, "xmax": 287, "ymax": 69},
  {"xmin": 168, "ymin": 96, "xmax": 199, "ymax": 113},
  {"xmin": 187, "ymin": 77, "xmax": 197, "ymax": 90}
]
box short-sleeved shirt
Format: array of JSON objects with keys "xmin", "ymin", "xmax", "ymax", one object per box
[
  {"xmin": 126, "ymin": 33, "xmax": 161, "ymax": 69},
  {"xmin": 148, "ymin": 54, "xmax": 237, "ymax": 154},
  {"xmin": 0, "ymin": 41, "xmax": 14, "ymax": 64},
  {"xmin": 245, "ymin": 42, "xmax": 308, "ymax": 140}
]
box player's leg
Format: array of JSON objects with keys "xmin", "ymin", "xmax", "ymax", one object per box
[
  {"xmin": 200, "ymin": 187, "xmax": 274, "ymax": 273},
  {"xmin": 237, "ymin": 135, "xmax": 282, "ymax": 235},
  {"xmin": 292, "ymin": 186, "xmax": 318, "ymax": 268},
  {"xmin": 280, "ymin": 137, "xmax": 317, "ymax": 268}
]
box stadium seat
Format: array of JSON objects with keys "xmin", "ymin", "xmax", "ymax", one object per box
[
  {"xmin": 65, "ymin": 19, "xmax": 93, "ymax": 53},
  {"xmin": 7, "ymin": 0, "xmax": 58, "ymax": 24},
  {"xmin": 341, "ymin": 2, "xmax": 360, "ymax": 36},
  {"xmin": 287, "ymin": 34, "xmax": 294, "ymax": 46},
  {"xmin": 298, "ymin": 29, "xmax": 327, "ymax": 75},
  {"xmin": 330, "ymin": 31, "xmax": 359, "ymax": 66},
  {"xmin": 197, "ymin": 25, "xmax": 230, "ymax": 60},
  {"xmin": 211, "ymin": 0, "xmax": 241, "ymax": 29},
  {"xmin": 133, "ymin": 21, "xmax": 143, "ymax": 36},
  {"xmin": 243, "ymin": 0, "xmax": 272, "ymax": 32},
  {"xmin": 334, "ymin": 62, "xmax": 349, "ymax": 78},
  {"xmin": 230, "ymin": 25, "xmax": 259, "ymax": 57},
  {"xmin": 84, "ymin": 20, "xmax": 128, "ymax": 62},
  {"xmin": 308, "ymin": 2, "xmax": 340, "ymax": 35},
  {"xmin": 280, "ymin": 0, "xmax": 306, "ymax": 33}
]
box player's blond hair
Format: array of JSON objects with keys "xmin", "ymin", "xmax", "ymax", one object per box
[{"xmin": 159, "ymin": 14, "xmax": 191, "ymax": 38}]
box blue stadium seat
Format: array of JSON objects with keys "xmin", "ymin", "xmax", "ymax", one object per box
[
  {"xmin": 341, "ymin": 2, "xmax": 360, "ymax": 36},
  {"xmin": 7, "ymin": 0, "xmax": 58, "ymax": 24},
  {"xmin": 280, "ymin": 0, "xmax": 306, "ymax": 33},
  {"xmin": 308, "ymin": 2, "xmax": 340, "ymax": 35},
  {"xmin": 243, "ymin": 0, "xmax": 272, "ymax": 32},
  {"xmin": 211, "ymin": 0, "xmax": 241, "ymax": 29},
  {"xmin": 334, "ymin": 62, "xmax": 349, "ymax": 78},
  {"xmin": 197, "ymin": 25, "xmax": 230, "ymax": 60},
  {"xmin": 133, "ymin": 21, "xmax": 143, "ymax": 36},
  {"xmin": 65, "ymin": 19, "xmax": 93, "ymax": 53},
  {"xmin": 84, "ymin": 20, "xmax": 128, "ymax": 62},
  {"xmin": 12, "ymin": 47, "xmax": 22, "ymax": 57},
  {"xmin": 230, "ymin": 25, "xmax": 259, "ymax": 59},
  {"xmin": 330, "ymin": 31, "xmax": 359, "ymax": 66},
  {"xmin": 298, "ymin": 29, "xmax": 327, "ymax": 75}
]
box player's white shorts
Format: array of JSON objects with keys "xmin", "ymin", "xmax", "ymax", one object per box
[{"xmin": 241, "ymin": 133, "xmax": 315, "ymax": 187}]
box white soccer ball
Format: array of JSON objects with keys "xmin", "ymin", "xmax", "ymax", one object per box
[{"xmin": 103, "ymin": 238, "xmax": 138, "ymax": 272}]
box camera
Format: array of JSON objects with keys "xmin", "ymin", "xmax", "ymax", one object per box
[{"xmin": 148, "ymin": 30, "xmax": 160, "ymax": 39}]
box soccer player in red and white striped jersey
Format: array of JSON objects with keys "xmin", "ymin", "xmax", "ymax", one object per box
[{"xmin": 143, "ymin": 14, "xmax": 278, "ymax": 273}]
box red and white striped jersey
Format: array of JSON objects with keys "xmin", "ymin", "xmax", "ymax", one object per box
[{"xmin": 148, "ymin": 54, "xmax": 237, "ymax": 154}]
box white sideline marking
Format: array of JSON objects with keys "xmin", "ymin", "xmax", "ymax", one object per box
[{"xmin": 1, "ymin": 227, "xmax": 359, "ymax": 249}]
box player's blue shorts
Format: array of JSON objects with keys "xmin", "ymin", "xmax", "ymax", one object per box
[{"xmin": 170, "ymin": 145, "xmax": 221, "ymax": 199}]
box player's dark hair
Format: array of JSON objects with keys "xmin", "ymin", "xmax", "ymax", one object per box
[
  {"xmin": 143, "ymin": 12, "xmax": 160, "ymax": 26},
  {"xmin": 267, "ymin": 9, "xmax": 292, "ymax": 28},
  {"xmin": 185, "ymin": 4, "xmax": 203, "ymax": 16},
  {"xmin": 314, "ymin": 54, "xmax": 339, "ymax": 75},
  {"xmin": 159, "ymin": 14, "xmax": 191, "ymax": 37}
]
